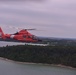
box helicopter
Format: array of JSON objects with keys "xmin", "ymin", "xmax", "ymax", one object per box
[{"xmin": 0, "ymin": 27, "xmax": 42, "ymax": 43}]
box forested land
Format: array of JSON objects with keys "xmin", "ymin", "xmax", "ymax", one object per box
[{"xmin": 0, "ymin": 45, "xmax": 76, "ymax": 68}]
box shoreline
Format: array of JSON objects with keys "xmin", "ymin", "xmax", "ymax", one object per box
[{"xmin": 0, "ymin": 57, "xmax": 76, "ymax": 70}]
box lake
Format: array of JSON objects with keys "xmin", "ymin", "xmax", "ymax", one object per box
[{"xmin": 0, "ymin": 59, "xmax": 76, "ymax": 75}]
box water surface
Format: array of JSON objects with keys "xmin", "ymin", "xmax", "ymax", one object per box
[{"xmin": 0, "ymin": 59, "xmax": 76, "ymax": 75}]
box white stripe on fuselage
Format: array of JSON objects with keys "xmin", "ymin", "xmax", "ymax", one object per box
[{"xmin": 10, "ymin": 35, "xmax": 15, "ymax": 39}]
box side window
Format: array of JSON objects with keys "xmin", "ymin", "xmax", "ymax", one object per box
[{"xmin": 23, "ymin": 35, "xmax": 26, "ymax": 38}]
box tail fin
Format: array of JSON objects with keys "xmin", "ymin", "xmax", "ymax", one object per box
[{"xmin": 0, "ymin": 27, "xmax": 5, "ymax": 39}]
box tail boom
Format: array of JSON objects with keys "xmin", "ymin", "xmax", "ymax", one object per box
[{"xmin": 0, "ymin": 27, "xmax": 5, "ymax": 39}]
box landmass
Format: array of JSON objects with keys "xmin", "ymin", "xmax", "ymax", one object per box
[{"xmin": 0, "ymin": 41, "xmax": 76, "ymax": 68}]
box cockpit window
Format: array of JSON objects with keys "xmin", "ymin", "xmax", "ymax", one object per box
[
  {"xmin": 32, "ymin": 35, "xmax": 37, "ymax": 40},
  {"xmin": 27, "ymin": 35, "xmax": 33, "ymax": 38}
]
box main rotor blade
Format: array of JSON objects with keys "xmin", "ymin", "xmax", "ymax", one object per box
[{"xmin": 24, "ymin": 28, "xmax": 36, "ymax": 30}]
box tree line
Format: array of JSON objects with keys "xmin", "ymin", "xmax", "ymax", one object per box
[{"xmin": 0, "ymin": 45, "xmax": 76, "ymax": 68}]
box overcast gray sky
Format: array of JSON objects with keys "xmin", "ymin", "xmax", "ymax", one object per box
[{"xmin": 0, "ymin": 0, "xmax": 76, "ymax": 38}]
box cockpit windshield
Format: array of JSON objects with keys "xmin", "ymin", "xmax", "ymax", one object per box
[{"xmin": 32, "ymin": 35, "xmax": 37, "ymax": 40}]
